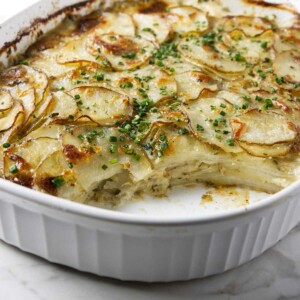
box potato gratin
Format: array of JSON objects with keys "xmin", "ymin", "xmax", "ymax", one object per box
[{"xmin": 0, "ymin": 0, "xmax": 300, "ymax": 207}]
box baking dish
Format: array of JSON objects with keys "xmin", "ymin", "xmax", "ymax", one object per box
[{"xmin": 0, "ymin": 0, "xmax": 300, "ymax": 282}]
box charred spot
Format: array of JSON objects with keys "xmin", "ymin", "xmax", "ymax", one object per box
[
  {"xmin": 0, "ymin": 66, "xmax": 27, "ymax": 86},
  {"xmin": 63, "ymin": 144, "xmax": 87, "ymax": 163},
  {"xmin": 9, "ymin": 154, "xmax": 31, "ymax": 171},
  {"xmin": 194, "ymin": 73, "xmax": 214, "ymax": 84},
  {"xmin": 96, "ymin": 36, "xmax": 138, "ymax": 56},
  {"xmin": 139, "ymin": 1, "xmax": 167, "ymax": 14},
  {"xmin": 75, "ymin": 11, "xmax": 102, "ymax": 34},
  {"xmin": 11, "ymin": 173, "xmax": 33, "ymax": 188},
  {"xmin": 37, "ymin": 177, "xmax": 57, "ymax": 195}
]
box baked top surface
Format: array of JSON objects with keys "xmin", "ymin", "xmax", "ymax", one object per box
[{"xmin": 0, "ymin": 0, "xmax": 300, "ymax": 206}]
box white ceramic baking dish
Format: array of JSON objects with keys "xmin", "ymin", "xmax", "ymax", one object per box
[{"xmin": 0, "ymin": 0, "xmax": 300, "ymax": 282}]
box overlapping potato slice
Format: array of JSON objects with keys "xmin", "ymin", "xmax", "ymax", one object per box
[
  {"xmin": 273, "ymin": 50, "xmax": 300, "ymax": 89},
  {"xmin": 30, "ymin": 51, "xmax": 77, "ymax": 77},
  {"xmin": 0, "ymin": 89, "xmax": 13, "ymax": 111},
  {"xmin": 231, "ymin": 110, "xmax": 297, "ymax": 157},
  {"xmin": 183, "ymin": 97, "xmax": 242, "ymax": 153},
  {"xmin": 231, "ymin": 110, "xmax": 297, "ymax": 144},
  {"xmin": 0, "ymin": 65, "xmax": 48, "ymax": 105},
  {"xmin": 93, "ymin": 12, "xmax": 135, "ymax": 36},
  {"xmin": 45, "ymin": 92, "xmax": 78, "ymax": 123},
  {"xmin": 87, "ymin": 34, "xmax": 156, "ymax": 71},
  {"xmin": 22, "ymin": 124, "xmax": 65, "ymax": 141},
  {"xmin": 216, "ymin": 16, "xmax": 273, "ymax": 37},
  {"xmin": 166, "ymin": 6, "xmax": 209, "ymax": 34},
  {"xmin": 34, "ymin": 150, "xmax": 87, "ymax": 202},
  {"xmin": 4, "ymin": 137, "xmax": 61, "ymax": 186},
  {"xmin": 57, "ymin": 38, "xmax": 111, "ymax": 69},
  {"xmin": 0, "ymin": 100, "xmax": 24, "ymax": 133},
  {"xmin": 61, "ymin": 127, "xmax": 152, "ymax": 191},
  {"xmin": 181, "ymin": 0, "xmax": 222, "ymax": 17},
  {"xmin": 219, "ymin": 29, "xmax": 274, "ymax": 64},
  {"xmin": 49, "ymin": 65, "xmax": 111, "ymax": 92},
  {"xmin": 238, "ymin": 142, "xmax": 292, "ymax": 158},
  {"xmin": 142, "ymin": 124, "xmax": 216, "ymax": 167},
  {"xmin": 68, "ymin": 86, "xmax": 132, "ymax": 125},
  {"xmin": 110, "ymin": 65, "xmax": 177, "ymax": 104},
  {"xmin": 178, "ymin": 35, "xmax": 246, "ymax": 74},
  {"xmin": 7, "ymin": 87, "xmax": 35, "ymax": 124},
  {"xmin": 133, "ymin": 13, "xmax": 171, "ymax": 43},
  {"xmin": 174, "ymin": 71, "xmax": 218, "ymax": 102}
]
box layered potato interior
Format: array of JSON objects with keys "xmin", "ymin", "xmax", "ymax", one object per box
[{"xmin": 0, "ymin": 0, "xmax": 300, "ymax": 207}]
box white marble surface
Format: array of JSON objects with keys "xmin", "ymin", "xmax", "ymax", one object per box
[{"xmin": 1, "ymin": 1, "xmax": 300, "ymax": 299}]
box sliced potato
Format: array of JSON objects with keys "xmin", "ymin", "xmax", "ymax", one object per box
[
  {"xmin": 68, "ymin": 86, "xmax": 132, "ymax": 125},
  {"xmin": 167, "ymin": 6, "xmax": 209, "ymax": 34},
  {"xmin": 217, "ymin": 16, "xmax": 273, "ymax": 37},
  {"xmin": 178, "ymin": 35, "xmax": 246, "ymax": 73},
  {"xmin": 239, "ymin": 141, "xmax": 292, "ymax": 158},
  {"xmin": 175, "ymin": 71, "xmax": 218, "ymax": 102},
  {"xmin": 0, "ymin": 65, "xmax": 48, "ymax": 105},
  {"xmin": 93, "ymin": 12, "xmax": 135, "ymax": 36},
  {"xmin": 57, "ymin": 39, "xmax": 111, "ymax": 69},
  {"xmin": 219, "ymin": 29, "xmax": 274, "ymax": 64},
  {"xmin": 181, "ymin": 0, "xmax": 222, "ymax": 17},
  {"xmin": 0, "ymin": 89, "xmax": 13, "ymax": 111},
  {"xmin": 4, "ymin": 137, "xmax": 61, "ymax": 174},
  {"xmin": 183, "ymin": 97, "xmax": 242, "ymax": 153},
  {"xmin": 133, "ymin": 13, "xmax": 171, "ymax": 43},
  {"xmin": 87, "ymin": 34, "xmax": 156, "ymax": 71},
  {"xmin": 61, "ymin": 127, "xmax": 152, "ymax": 190},
  {"xmin": 7, "ymin": 86, "xmax": 36, "ymax": 124},
  {"xmin": 110, "ymin": 65, "xmax": 177, "ymax": 104},
  {"xmin": 22, "ymin": 124, "xmax": 65, "ymax": 141},
  {"xmin": 30, "ymin": 51, "xmax": 77, "ymax": 77},
  {"xmin": 34, "ymin": 150, "xmax": 87, "ymax": 202},
  {"xmin": 45, "ymin": 91, "xmax": 78, "ymax": 122},
  {"xmin": 49, "ymin": 65, "xmax": 112, "ymax": 92},
  {"xmin": 231, "ymin": 109, "xmax": 297, "ymax": 145},
  {"xmin": 0, "ymin": 100, "xmax": 24, "ymax": 133},
  {"xmin": 273, "ymin": 50, "xmax": 300, "ymax": 86}
]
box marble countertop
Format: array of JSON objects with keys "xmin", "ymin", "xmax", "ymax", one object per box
[{"xmin": 1, "ymin": 1, "xmax": 300, "ymax": 299}]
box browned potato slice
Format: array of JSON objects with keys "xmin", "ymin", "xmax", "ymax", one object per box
[
  {"xmin": 110, "ymin": 65, "xmax": 177, "ymax": 104},
  {"xmin": 178, "ymin": 35, "xmax": 246, "ymax": 74},
  {"xmin": 0, "ymin": 89, "xmax": 13, "ymax": 111},
  {"xmin": 231, "ymin": 109, "xmax": 297, "ymax": 145},
  {"xmin": 93, "ymin": 12, "xmax": 135, "ymax": 36},
  {"xmin": 217, "ymin": 16, "xmax": 273, "ymax": 37},
  {"xmin": 219, "ymin": 30, "xmax": 274, "ymax": 64},
  {"xmin": 34, "ymin": 150, "xmax": 87, "ymax": 202},
  {"xmin": 183, "ymin": 97, "xmax": 242, "ymax": 153},
  {"xmin": 61, "ymin": 127, "xmax": 152, "ymax": 191},
  {"xmin": 273, "ymin": 50, "xmax": 300, "ymax": 88},
  {"xmin": 87, "ymin": 34, "xmax": 156, "ymax": 71},
  {"xmin": 181, "ymin": 0, "xmax": 222, "ymax": 17},
  {"xmin": 68, "ymin": 86, "xmax": 132, "ymax": 125},
  {"xmin": 0, "ymin": 65, "xmax": 48, "ymax": 105},
  {"xmin": 174, "ymin": 71, "xmax": 218, "ymax": 102},
  {"xmin": 4, "ymin": 137, "xmax": 61, "ymax": 187},
  {"xmin": 57, "ymin": 39, "xmax": 111, "ymax": 69},
  {"xmin": 133, "ymin": 13, "xmax": 171, "ymax": 43},
  {"xmin": 0, "ymin": 100, "xmax": 24, "ymax": 133},
  {"xmin": 45, "ymin": 91, "xmax": 78, "ymax": 122},
  {"xmin": 166, "ymin": 6, "xmax": 209, "ymax": 34}
]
